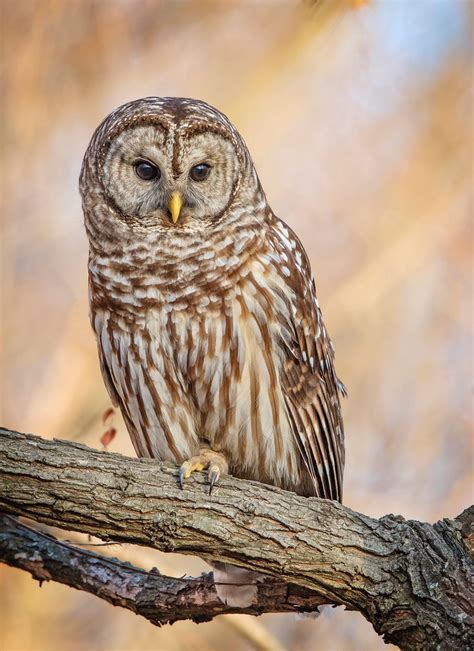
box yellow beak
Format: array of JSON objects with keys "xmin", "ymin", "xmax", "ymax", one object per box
[{"xmin": 168, "ymin": 191, "xmax": 183, "ymax": 224}]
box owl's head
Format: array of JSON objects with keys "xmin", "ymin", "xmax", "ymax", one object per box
[{"xmin": 80, "ymin": 97, "xmax": 262, "ymax": 236}]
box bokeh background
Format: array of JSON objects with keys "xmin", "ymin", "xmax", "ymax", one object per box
[{"xmin": 1, "ymin": 1, "xmax": 472, "ymax": 650}]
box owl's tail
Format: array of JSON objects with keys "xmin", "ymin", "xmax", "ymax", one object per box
[{"xmin": 212, "ymin": 562, "xmax": 262, "ymax": 608}]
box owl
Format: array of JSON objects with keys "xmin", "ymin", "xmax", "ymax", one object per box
[{"xmin": 80, "ymin": 97, "xmax": 345, "ymax": 607}]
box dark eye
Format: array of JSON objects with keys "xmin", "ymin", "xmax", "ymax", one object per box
[
  {"xmin": 190, "ymin": 163, "xmax": 211, "ymax": 182},
  {"xmin": 134, "ymin": 160, "xmax": 160, "ymax": 181}
]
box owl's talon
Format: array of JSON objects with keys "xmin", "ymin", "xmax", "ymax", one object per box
[
  {"xmin": 177, "ymin": 459, "xmax": 203, "ymax": 489},
  {"xmin": 178, "ymin": 448, "xmax": 228, "ymax": 492},
  {"xmin": 208, "ymin": 467, "xmax": 221, "ymax": 495}
]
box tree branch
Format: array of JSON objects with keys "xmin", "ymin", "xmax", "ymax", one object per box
[
  {"xmin": 0, "ymin": 514, "xmax": 325, "ymax": 624},
  {"xmin": 0, "ymin": 428, "xmax": 472, "ymax": 649}
]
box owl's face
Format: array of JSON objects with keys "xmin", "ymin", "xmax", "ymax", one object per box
[
  {"xmin": 81, "ymin": 98, "xmax": 258, "ymax": 236},
  {"xmin": 103, "ymin": 125, "xmax": 240, "ymax": 227}
]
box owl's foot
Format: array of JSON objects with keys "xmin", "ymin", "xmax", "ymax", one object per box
[{"xmin": 178, "ymin": 448, "xmax": 229, "ymax": 494}]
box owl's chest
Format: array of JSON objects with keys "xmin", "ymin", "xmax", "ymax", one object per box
[
  {"xmin": 92, "ymin": 256, "xmax": 301, "ymax": 486},
  {"xmin": 158, "ymin": 275, "xmax": 294, "ymax": 475},
  {"xmin": 164, "ymin": 261, "xmax": 293, "ymax": 384}
]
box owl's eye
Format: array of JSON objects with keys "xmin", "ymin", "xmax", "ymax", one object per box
[
  {"xmin": 134, "ymin": 160, "xmax": 160, "ymax": 181},
  {"xmin": 190, "ymin": 163, "xmax": 211, "ymax": 182}
]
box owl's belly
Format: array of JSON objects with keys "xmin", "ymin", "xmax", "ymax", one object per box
[
  {"xmin": 93, "ymin": 289, "xmax": 305, "ymax": 493},
  {"xmin": 190, "ymin": 304, "xmax": 302, "ymax": 492}
]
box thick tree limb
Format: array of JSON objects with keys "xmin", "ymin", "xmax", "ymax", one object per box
[{"xmin": 0, "ymin": 428, "xmax": 472, "ymax": 649}]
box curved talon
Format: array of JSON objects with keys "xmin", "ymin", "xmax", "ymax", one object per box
[
  {"xmin": 209, "ymin": 467, "xmax": 221, "ymax": 495},
  {"xmin": 177, "ymin": 458, "xmax": 204, "ymax": 489}
]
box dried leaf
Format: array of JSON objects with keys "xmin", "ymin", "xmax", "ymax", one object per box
[
  {"xmin": 100, "ymin": 428, "xmax": 116, "ymax": 449},
  {"xmin": 102, "ymin": 407, "xmax": 115, "ymax": 425}
]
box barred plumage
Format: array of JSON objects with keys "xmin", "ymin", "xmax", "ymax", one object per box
[{"xmin": 81, "ymin": 97, "xmax": 345, "ymax": 604}]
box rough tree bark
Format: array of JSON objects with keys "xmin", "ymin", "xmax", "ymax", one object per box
[{"xmin": 0, "ymin": 428, "xmax": 472, "ymax": 650}]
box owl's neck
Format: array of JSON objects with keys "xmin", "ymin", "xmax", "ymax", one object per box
[{"xmin": 88, "ymin": 198, "xmax": 274, "ymax": 317}]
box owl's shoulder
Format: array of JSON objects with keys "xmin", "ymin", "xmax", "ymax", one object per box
[{"xmin": 265, "ymin": 215, "xmax": 311, "ymax": 272}]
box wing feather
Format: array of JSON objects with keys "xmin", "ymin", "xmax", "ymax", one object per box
[{"xmin": 271, "ymin": 218, "xmax": 345, "ymax": 501}]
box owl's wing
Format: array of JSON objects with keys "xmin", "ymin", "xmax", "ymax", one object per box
[
  {"xmin": 97, "ymin": 342, "xmax": 120, "ymax": 407},
  {"xmin": 271, "ymin": 219, "xmax": 345, "ymax": 502}
]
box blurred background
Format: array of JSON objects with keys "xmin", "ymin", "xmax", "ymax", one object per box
[{"xmin": 0, "ymin": 1, "xmax": 472, "ymax": 649}]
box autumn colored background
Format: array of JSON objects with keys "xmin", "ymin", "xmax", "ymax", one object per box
[{"xmin": 1, "ymin": 1, "xmax": 472, "ymax": 650}]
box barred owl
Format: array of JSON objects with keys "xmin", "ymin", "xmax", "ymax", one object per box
[{"xmin": 80, "ymin": 97, "xmax": 345, "ymax": 607}]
